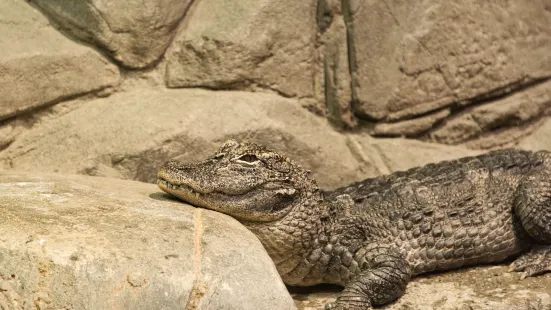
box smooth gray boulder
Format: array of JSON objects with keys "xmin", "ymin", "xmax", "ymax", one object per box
[{"xmin": 0, "ymin": 172, "xmax": 296, "ymax": 310}]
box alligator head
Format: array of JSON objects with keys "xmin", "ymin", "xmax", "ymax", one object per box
[{"xmin": 157, "ymin": 140, "xmax": 318, "ymax": 222}]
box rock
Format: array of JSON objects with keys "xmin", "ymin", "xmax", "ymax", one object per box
[
  {"xmin": 518, "ymin": 116, "xmax": 551, "ymax": 152},
  {"xmin": 0, "ymin": 0, "xmax": 120, "ymax": 121},
  {"xmin": 345, "ymin": 0, "xmax": 551, "ymax": 123},
  {"xmin": 31, "ymin": 0, "xmax": 193, "ymax": 68},
  {"xmin": 292, "ymin": 265, "xmax": 551, "ymax": 309},
  {"xmin": 0, "ymin": 120, "xmax": 24, "ymax": 151},
  {"xmin": 165, "ymin": 0, "xmax": 317, "ymax": 99},
  {"xmin": 371, "ymin": 109, "xmax": 450, "ymax": 137},
  {"xmin": 0, "ymin": 89, "xmax": 377, "ymax": 190},
  {"xmin": 0, "ymin": 88, "xmax": 493, "ymax": 190},
  {"xmin": 319, "ymin": 0, "xmax": 356, "ymax": 128},
  {"xmin": 346, "ymin": 135, "xmax": 481, "ymax": 176},
  {"xmin": 430, "ymin": 80, "xmax": 551, "ymax": 146},
  {"xmin": 0, "ymin": 172, "xmax": 296, "ymax": 310}
]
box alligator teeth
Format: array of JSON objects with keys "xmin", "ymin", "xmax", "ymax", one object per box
[{"xmin": 159, "ymin": 179, "xmax": 201, "ymax": 195}]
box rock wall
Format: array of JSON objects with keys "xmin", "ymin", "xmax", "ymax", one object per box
[
  {"xmin": 1, "ymin": 0, "xmax": 550, "ymax": 184},
  {"xmin": 2, "ymin": 0, "xmax": 551, "ymax": 152}
]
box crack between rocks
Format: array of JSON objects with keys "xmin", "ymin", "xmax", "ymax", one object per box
[
  {"xmin": 371, "ymin": 144, "xmax": 395, "ymax": 176},
  {"xmin": 25, "ymin": 1, "xmax": 126, "ymax": 69},
  {"xmin": 383, "ymin": 106, "xmax": 452, "ymax": 127},
  {"xmin": 0, "ymin": 85, "xmax": 113, "ymax": 123},
  {"xmin": 417, "ymin": 77, "xmax": 551, "ymax": 144},
  {"xmin": 345, "ymin": 136, "xmax": 390, "ymax": 175},
  {"xmin": 374, "ymin": 75, "xmax": 551, "ymax": 140},
  {"xmin": 170, "ymin": 83, "xmax": 296, "ymax": 99},
  {"xmin": 445, "ymin": 76, "xmax": 551, "ymax": 129},
  {"xmin": 185, "ymin": 208, "xmax": 207, "ymax": 310},
  {"xmin": 152, "ymin": 0, "xmax": 198, "ymax": 71},
  {"xmin": 370, "ymin": 107, "xmax": 452, "ymax": 138},
  {"xmin": 460, "ymin": 113, "xmax": 551, "ymax": 150},
  {"xmin": 0, "ymin": 132, "xmax": 21, "ymax": 154},
  {"xmin": 0, "ymin": 142, "xmax": 12, "ymax": 153},
  {"xmin": 452, "ymin": 76, "xmax": 551, "ymax": 114},
  {"xmin": 0, "ymin": 20, "xmax": 29, "ymax": 26},
  {"xmin": 86, "ymin": 1, "xmax": 134, "ymax": 36},
  {"xmin": 341, "ymin": 0, "xmax": 360, "ymax": 116},
  {"xmin": 436, "ymin": 66, "xmax": 456, "ymax": 94}
]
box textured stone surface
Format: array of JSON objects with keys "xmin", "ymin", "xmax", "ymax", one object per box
[
  {"xmin": 0, "ymin": 120, "xmax": 25, "ymax": 152},
  {"xmin": 165, "ymin": 0, "xmax": 317, "ymax": 98},
  {"xmin": 0, "ymin": 172, "xmax": 296, "ymax": 310},
  {"xmin": 519, "ymin": 116, "xmax": 551, "ymax": 152},
  {"xmin": 346, "ymin": 0, "xmax": 551, "ymax": 124},
  {"xmin": 348, "ymin": 135, "xmax": 481, "ymax": 176},
  {"xmin": 430, "ymin": 80, "xmax": 551, "ymax": 147},
  {"xmin": 318, "ymin": 0, "xmax": 356, "ymax": 128},
  {"xmin": 371, "ymin": 109, "xmax": 450, "ymax": 137},
  {"xmin": 32, "ymin": 0, "xmax": 193, "ymax": 68},
  {"xmin": 0, "ymin": 0, "xmax": 120, "ymax": 121},
  {"xmin": 292, "ymin": 265, "xmax": 551, "ymax": 309},
  {"xmin": 0, "ymin": 88, "xmax": 488, "ymax": 190},
  {"xmin": 0, "ymin": 89, "xmax": 372, "ymax": 190}
]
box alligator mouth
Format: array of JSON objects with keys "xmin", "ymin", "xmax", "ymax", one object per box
[
  {"xmin": 158, "ymin": 178, "xmax": 203, "ymax": 195},
  {"xmin": 157, "ymin": 178, "xmax": 210, "ymax": 207}
]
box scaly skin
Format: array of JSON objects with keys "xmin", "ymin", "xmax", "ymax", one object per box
[{"xmin": 158, "ymin": 140, "xmax": 551, "ymax": 309}]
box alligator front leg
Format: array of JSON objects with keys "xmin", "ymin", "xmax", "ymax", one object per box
[
  {"xmin": 511, "ymin": 173, "xmax": 551, "ymax": 279},
  {"xmin": 326, "ymin": 244, "xmax": 412, "ymax": 310}
]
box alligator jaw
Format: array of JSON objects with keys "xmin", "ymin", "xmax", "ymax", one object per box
[{"xmin": 157, "ymin": 178, "xmax": 208, "ymax": 207}]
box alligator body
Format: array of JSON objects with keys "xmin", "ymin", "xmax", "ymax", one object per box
[{"xmin": 157, "ymin": 140, "xmax": 551, "ymax": 309}]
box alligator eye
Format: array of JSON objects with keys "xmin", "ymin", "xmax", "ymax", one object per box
[{"xmin": 237, "ymin": 154, "xmax": 259, "ymax": 163}]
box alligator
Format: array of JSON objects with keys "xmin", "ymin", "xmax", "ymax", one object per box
[{"xmin": 157, "ymin": 139, "xmax": 551, "ymax": 309}]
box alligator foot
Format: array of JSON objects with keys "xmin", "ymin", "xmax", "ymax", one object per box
[{"xmin": 510, "ymin": 245, "xmax": 551, "ymax": 279}]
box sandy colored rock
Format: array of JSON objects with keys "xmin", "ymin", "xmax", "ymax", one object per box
[
  {"xmin": 371, "ymin": 109, "xmax": 450, "ymax": 137},
  {"xmin": 346, "ymin": 135, "xmax": 481, "ymax": 176},
  {"xmin": 0, "ymin": 89, "xmax": 376, "ymax": 190},
  {"xmin": 0, "ymin": 0, "xmax": 120, "ymax": 121},
  {"xmin": 0, "ymin": 87, "xmax": 494, "ymax": 191},
  {"xmin": 346, "ymin": 0, "xmax": 551, "ymax": 122},
  {"xmin": 431, "ymin": 80, "xmax": 551, "ymax": 146},
  {"xmin": 165, "ymin": 0, "xmax": 317, "ymax": 98},
  {"xmin": 460, "ymin": 119, "xmax": 547, "ymax": 150},
  {"xmin": 519, "ymin": 116, "xmax": 551, "ymax": 152},
  {"xmin": 317, "ymin": 0, "xmax": 356, "ymax": 128},
  {"xmin": 31, "ymin": 0, "xmax": 193, "ymax": 68},
  {"xmin": 0, "ymin": 172, "xmax": 296, "ymax": 310},
  {"xmin": 292, "ymin": 265, "xmax": 551, "ymax": 309}
]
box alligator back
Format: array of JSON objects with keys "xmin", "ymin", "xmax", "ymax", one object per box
[{"xmin": 325, "ymin": 149, "xmax": 549, "ymax": 274}]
